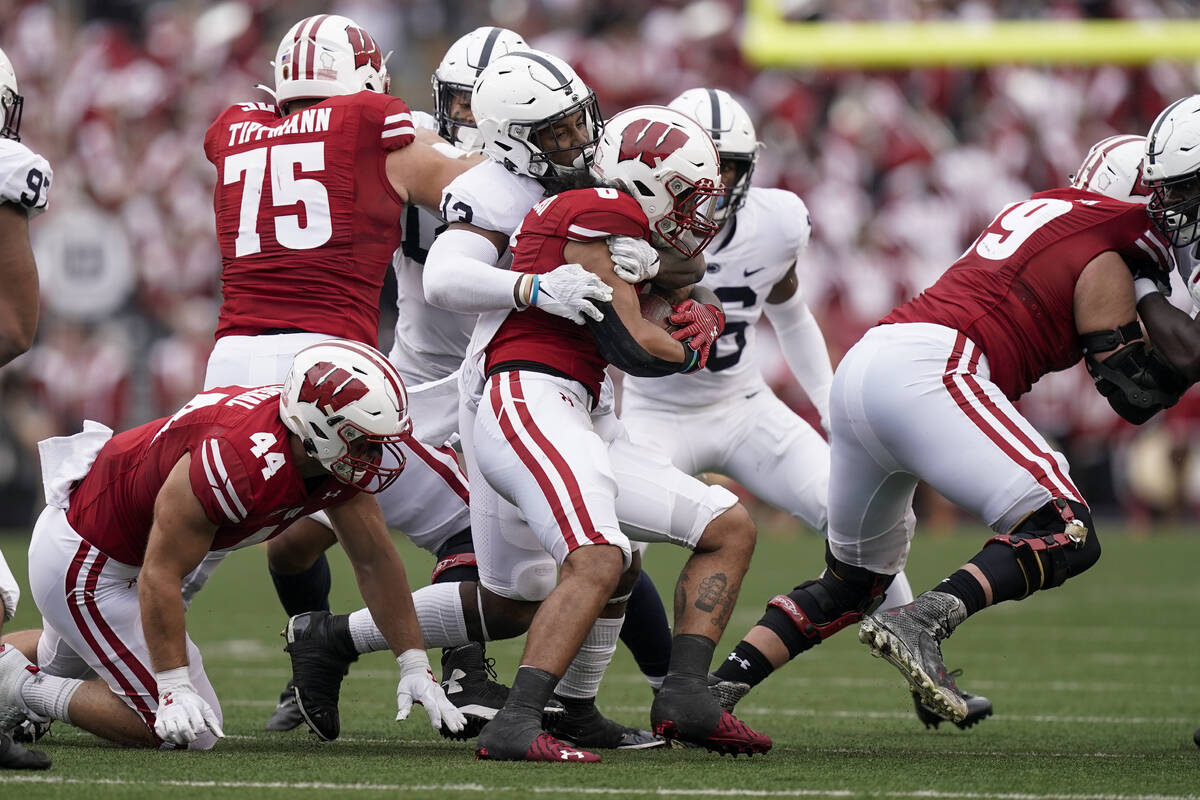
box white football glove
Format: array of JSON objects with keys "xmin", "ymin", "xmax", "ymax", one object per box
[
  {"xmin": 394, "ymin": 649, "xmax": 466, "ymax": 734},
  {"xmin": 1181, "ymin": 243, "xmax": 1200, "ymax": 313},
  {"xmin": 530, "ymin": 263, "xmax": 613, "ymax": 324},
  {"xmin": 154, "ymin": 667, "xmax": 224, "ymax": 746},
  {"xmin": 608, "ymin": 235, "xmax": 660, "ymax": 284}
]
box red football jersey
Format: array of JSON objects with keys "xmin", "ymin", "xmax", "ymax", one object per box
[
  {"xmin": 204, "ymin": 92, "xmax": 416, "ymax": 345},
  {"xmin": 883, "ymin": 188, "xmax": 1171, "ymax": 399},
  {"xmin": 486, "ymin": 187, "xmax": 651, "ymax": 399},
  {"xmin": 66, "ymin": 386, "xmax": 358, "ymax": 566}
]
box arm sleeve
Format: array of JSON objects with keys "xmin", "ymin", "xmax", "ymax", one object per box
[
  {"xmin": 763, "ymin": 289, "xmax": 833, "ymax": 433},
  {"xmin": 423, "ymin": 227, "xmax": 522, "ymax": 313}
]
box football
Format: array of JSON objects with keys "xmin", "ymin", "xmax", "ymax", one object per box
[{"xmin": 639, "ymin": 289, "xmax": 677, "ymax": 331}]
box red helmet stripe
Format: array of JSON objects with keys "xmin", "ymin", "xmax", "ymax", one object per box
[
  {"xmin": 1079, "ymin": 135, "xmax": 1143, "ymax": 190},
  {"xmin": 303, "ymin": 14, "xmax": 329, "ymax": 81}
]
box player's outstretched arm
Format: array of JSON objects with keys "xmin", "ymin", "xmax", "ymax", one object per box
[
  {"xmin": 763, "ymin": 263, "xmax": 834, "ymax": 431},
  {"xmin": 0, "ymin": 204, "xmax": 39, "ymax": 366},
  {"xmin": 384, "ymin": 140, "xmax": 475, "ymax": 211},
  {"xmin": 140, "ymin": 454, "xmax": 226, "ymax": 745},
  {"xmin": 326, "ymin": 493, "xmax": 465, "ymax": 733}
]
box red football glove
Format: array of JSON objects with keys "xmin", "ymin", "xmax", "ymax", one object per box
[{"xmin": 669, "ymin": 298, "xmax": 725, "ymax": 372}]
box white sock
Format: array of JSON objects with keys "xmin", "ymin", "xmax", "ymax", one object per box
[
  {"xmin": 412, "ymin": 581, "xmax": 469, "ymax": 648},
  {"xmin": 347, "ymin": 609, "xmax": 389, "ymax": 655},
  {"xmin": 22, "ymin": 671, "xmax": 83, "ymax": 724},
  {"xmin": 645, "ymin": 673, "xmax": 665, "ymax": 692},
  {"xmin": 879, "ymin": 569, "xmax": 914, "ymax": 612},
  {"xmin": 555, "ymin": 616, "xmax": 622, "ymax": 700}
]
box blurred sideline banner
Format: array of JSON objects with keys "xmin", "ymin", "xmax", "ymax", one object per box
[{"xmin": 744, "ymin": 0, "xmax": 1200, "ymax": 67}]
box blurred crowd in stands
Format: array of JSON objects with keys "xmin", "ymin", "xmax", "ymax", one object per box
[{"xmin": 0, "ymin": 0, "xmax": 1198, "ymax": 528}]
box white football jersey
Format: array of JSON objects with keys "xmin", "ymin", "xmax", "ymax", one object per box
[
  {"xmin": 0, "ymin": 138, "xmax": 51, "ymax": 217},
  {"xmin": 623, "ymin": 187, "xmax": 812, "ymax": 407}
]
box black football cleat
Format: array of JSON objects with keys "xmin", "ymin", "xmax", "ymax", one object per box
[
  {"xmin": 911, "ymin": 669, "xmax": 993, "ymax": 730},
  {"xmin": 284, "ymin": 612, "xmax": 358, "ymax": 741},
  {"xmin": 544, "ymin": 697, "xmax": 664, "ymax": 750},
  {"xmin": 0, "ymin": 731, "xmax": 50, "ymax": 770},
  {"xmin": 264, "ymin": 683, "xmax": 305, "ymax": 732},
  {"xmin": 438, "ymin": 643, "xmax": 566, "ymax": 740}
]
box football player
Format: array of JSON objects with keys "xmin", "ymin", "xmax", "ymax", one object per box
[
  {"xmin": 460, "ymin": 105, "xmax": 775, "ymax": 762},
  {"xmin": 283, "ymin": 50, "xmax": 671, "ymax": 751},
  {"xmin": 0, "ymin": 44, "xmax": 53, "ymax": 771},
  {"xmin": 258, "ymin": 23, "xmax": 530, "ymax": 737},
  {"xmin": 627, "ymin": 89, "xmax": 989, "ymax": 730},
  {"xmin": 715, "ymin": 131, "xmax": 1182, "ymax": 725},
  {"xmin": 0, "ymin": 341, "xmax": 465, "ymax": 749}
]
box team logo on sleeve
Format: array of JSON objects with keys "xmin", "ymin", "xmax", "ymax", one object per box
[
  {"xmin": 619, "ymin": 119, "xmax": 690, "ymax": 168},
  {"xmin": 298, "ymin": 362, "xmax": 369, "ymax": 415}
]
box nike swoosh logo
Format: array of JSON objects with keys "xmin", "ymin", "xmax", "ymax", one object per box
[{"xmin": 743, "ymin": 267, "xmax": 765, "ymax": 277}]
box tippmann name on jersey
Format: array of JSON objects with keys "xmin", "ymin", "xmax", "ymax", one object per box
[
  {"xmin": 0, "ymin": 138, "xmax": 51, "ymax": 217},
  {"xmin": 883, "ymin": 188, "xmax": 1172, "ymax": 399},
  {"xmin": 623, "ymin": 188, "xmax": 811, "ymax": 407},
  {"xmin": 204, "ymin": 92, "xmax": 416, "ymax": 344},
  {"xmin": 486, "ymin": 187, "xmax": 651, "ymax": 400},
  {"xmin": 65, "ymin": 386, "xmax": 358, "ymax": 566}
]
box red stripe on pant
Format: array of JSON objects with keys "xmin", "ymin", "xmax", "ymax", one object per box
[
  {"xmin": 941, "ymin": 333, "xmax": 1078, "ymax": 501},
  {"xmin": 506, "ymin": 373, "xmax": 605, "ymax": 546},
  {"xmin": 488, "ymin": 373, "xmax": 598, "ymax": 553},
  {"xmin": 408, "ymin": 440, "xmax": 470, "ymax": 504},
  {"xmin": 64, "ymin": 542, "xmax": 157, "ymax": 729}
]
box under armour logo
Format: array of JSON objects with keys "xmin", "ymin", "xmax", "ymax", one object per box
[
  {"xmin": 559, "ymin": 392, "xmax": 574, "ymax": 407},
  {"xmin": 161, "ymin": 692, "xmax": 174, "ymax": 706},
  {"xmin": 726, "ymin": 653, "xmax": 751, "ymax": 671},
  {"xmin": 443, "ymin": 668, "xmax": 466, "ymax": 695},
  {"xmin": 559, "ymin": 749, "xmax": 588, "ymax": 760},
  {"xmin": 127, "ymin": 578, "xmax": 138, "ymax": 589}
]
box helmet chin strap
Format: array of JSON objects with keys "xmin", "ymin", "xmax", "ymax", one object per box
[{"xmin": 255, "ymin": 83, "xmax": 280, "ymax": 103}]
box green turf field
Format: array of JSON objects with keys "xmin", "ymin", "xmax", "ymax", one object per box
[{"xmin": 1, "ymin": 522, "xmax": 1196, "ymax": 798}]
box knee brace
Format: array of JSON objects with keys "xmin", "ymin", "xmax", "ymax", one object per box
[
  {"xmin": 988, "ymin": 498, "xmax": 1101, "ymax": 596},
  {"xmin": 431, "ymin": 528, "xmax": 478, "ymax": 584},
  {"xmin": 758, "ymin": 543, "xmax": 894, "ymax": 658}
]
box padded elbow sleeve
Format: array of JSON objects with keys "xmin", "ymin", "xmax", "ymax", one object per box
[
  {"xmin": 584, "ymin": 303, "xmax": 693, "ymax": 376},
  {"xmin": 1081, "ymin": 324, "xmax": 1188, "ymax": 424}
]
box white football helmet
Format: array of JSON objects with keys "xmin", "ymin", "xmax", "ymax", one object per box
[
  {"xmin": 432, "ymin": 27, "xmax": 528, "ymax": 150},
  {"xmin": 280, "ymin": 339, "xmax": 412, "ymax": 494},
  {"xmin": 472, "ymin": 50, "xmax": 602, "ymax": 186},
  {"xmin": 269, "ymin": 15, "xmax": 390, "ymax": 107},
  {"xmin": 591, "ymin": 106, "xmax": 723, "ymax": 259},
  {"xmin": 0, "ymin": 47, "xmax": 24, "ymax": 141},
  {"xmin": 668, "ymin": 88, "xmax": 760, "ymax": 225},
  {"xmin": 1069, "ymin": 135, "xmax": 1152, "ymax": 204},
  {"xmin": 1144, "ymin": 95, "xmax": 1200, "ymax": 246}
]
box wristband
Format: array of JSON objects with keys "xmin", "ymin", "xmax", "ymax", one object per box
[
  {"xmin": 530, "ymin": 275, "xmax": 541, "ymax": 307},
  {"xmin": 396, "ymin": 648, "xmax": 432, "ymax": 676},
  {"xmin": 1133, "ymin": 277, "xmax": 1160, "ymax": 302},
  {"xmin": 155, "ymin": 666, "xmax": 193, "ymax": 692}
]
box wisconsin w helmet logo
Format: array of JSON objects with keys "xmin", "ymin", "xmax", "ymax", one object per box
[
  {"xmin": 346, "ymin": 26, "xmax": 382, "ymax": 71},
  {"xmin": 619, "ymin": 120, "xmax": 689, "ymax": 168},
  {"xmin": 298, "ymin": 362, "xmax": 368, "ymax": 414}
]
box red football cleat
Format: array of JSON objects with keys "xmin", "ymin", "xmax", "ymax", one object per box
[
  {"xmin": 476, "ymin": 732, "xmax": 601, "ymax": 762},
  {"xmin": 654, "ymin": 709, "xmax": 772, "ymax": 756}
]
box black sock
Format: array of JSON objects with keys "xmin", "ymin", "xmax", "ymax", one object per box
[
  {"xmin": 619, "ymin": 571, "xmax": 671, "ymax": 681},
  {"xmin": 661, "ymin": 633, "xmax": 715, "ymax": 693},
  {"xmin": 270, "ymin": 553, "xmax": 331, "ymax": 617},
  {"xmin": 507, "ymin": 666, "xmax": 559, "ymax": 721},
  {"xmin": 712, "ymin": 641, "xmax": 774, "ymax": 687},
  {"xmin": 935, "ymin": 570, "xmax": 988, "ymax": 616}
]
